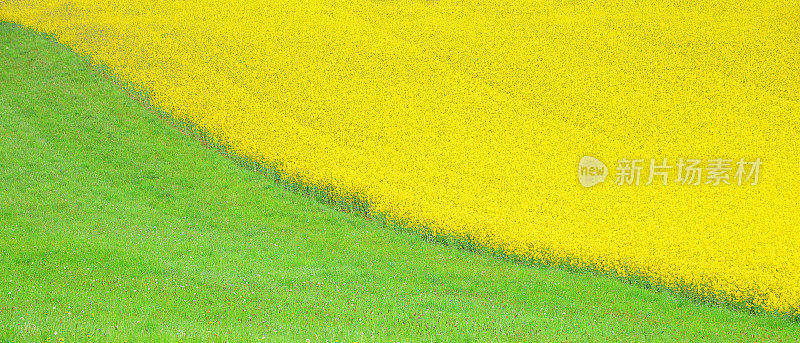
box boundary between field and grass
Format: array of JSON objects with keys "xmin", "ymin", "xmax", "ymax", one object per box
[{"xmin": 3, "ymin": 20, "xmax": 798, "ymax": 324}]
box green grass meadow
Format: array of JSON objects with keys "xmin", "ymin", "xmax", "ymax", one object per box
[{"xmin": 1, "ymin": 21, "xmax": 799, "ymax": 342}]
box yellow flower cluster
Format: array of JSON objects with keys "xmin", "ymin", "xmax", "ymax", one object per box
[{"xmin": 3, "ymin": 0, "xmax": 798, "ymax": 315}]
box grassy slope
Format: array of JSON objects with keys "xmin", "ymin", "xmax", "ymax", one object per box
[{"xmin": 0, "ymin": 21, "xmax": 798, "ymax": 342}]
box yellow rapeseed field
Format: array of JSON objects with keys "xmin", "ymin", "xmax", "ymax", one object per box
[{"xmin": 3, "ymin": 0, "xmax": 798, "ymax": 315}]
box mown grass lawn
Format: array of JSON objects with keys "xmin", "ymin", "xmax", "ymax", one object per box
[{"xmin": 0, "ymin": 21, "xmax": 798, "ymax": 342}]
